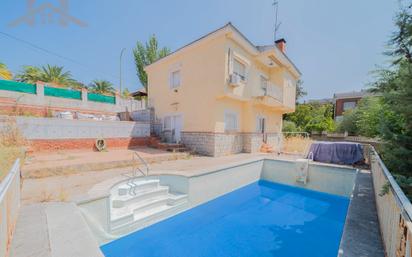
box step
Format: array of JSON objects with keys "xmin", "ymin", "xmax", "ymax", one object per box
[
  {"xmin": 110, "ymin": 200, "xmax": 188, "ymax": 233},
  {"xmin": 166, "ymin": 147, "xmax": 188, "ymax": 152},
  {"xmin": 112, "ymin": 186, "xmax": 169, "ymax": 208},
  {"xmin": 118, "ymin": 179, "xmax": 159, "ymax": 196},
  {"xmin": 110, "ymin": 194, "xmax": 188, "ymax": 227}
]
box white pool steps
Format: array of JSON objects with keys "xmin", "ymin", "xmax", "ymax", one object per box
[{"xmin": 109, "ymin": 178, "xmax": 188, "ymax": 234}]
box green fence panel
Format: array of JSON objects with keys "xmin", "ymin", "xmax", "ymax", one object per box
[
  {"xmin": 0, "ymin": 80, "xmax": 36, "ymax": 94},
  {"xmin": 87, "ymin": 92, "xmax": 116, "ymax": 104},
  {"xmin": 44, "ymin": 86, "xmax": 82, "ymax": 100}
]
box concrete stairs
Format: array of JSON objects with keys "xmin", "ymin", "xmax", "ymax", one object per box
[
  {"xmin": 109, "ymin": 178, "xmax": 188, "ymax": 234},
  {"xmin": 149, "ymin": 137, "xmax": 189, "ymax": 153}
]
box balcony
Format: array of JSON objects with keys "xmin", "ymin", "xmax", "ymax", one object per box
[{"xmin": 264, "ymin": 83, "xmax": 283, "ymax": 102}]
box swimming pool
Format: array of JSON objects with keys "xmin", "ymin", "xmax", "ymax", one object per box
[{"xmin": 101, "ymin": 180, "xmax": 350, "ymax": 257}]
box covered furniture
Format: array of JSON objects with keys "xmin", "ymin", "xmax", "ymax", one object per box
[{"xmin": 307, "ymin": 141, "xmax": 364, "ymax": 165}]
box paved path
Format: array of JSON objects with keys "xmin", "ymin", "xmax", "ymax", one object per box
[
  {"xmin": 339, "ymin": 169, "xmax": 385, "ymax": 257},
  {"xmin": 10, "ymin": 203, "xmax": 104, "ymax": 257}
]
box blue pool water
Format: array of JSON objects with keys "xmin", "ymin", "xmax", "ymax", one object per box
[{"xmin": 101, "ymin": 180, "xmax": 350, "ymax": 257}]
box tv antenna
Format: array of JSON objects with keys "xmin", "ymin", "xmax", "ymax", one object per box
[{"xmin": 273, "ymin": 0, "xmax": 281, "ymax": 41}]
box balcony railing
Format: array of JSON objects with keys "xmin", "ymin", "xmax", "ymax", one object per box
[{"xmin": 264, "ymin": 83, "xmax": 283, "ymax": 102}]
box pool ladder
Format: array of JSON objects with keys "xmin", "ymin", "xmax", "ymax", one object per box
[
  {"xmin": 296, "ymin": 152, "xmax": 313, "ymax": 184},
  {"xmin": 122, "ymin": 151, "xmax": 150, "ymax": 195}
]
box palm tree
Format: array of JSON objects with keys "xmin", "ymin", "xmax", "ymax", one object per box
[
  {"xmin": 0, "ymin": 62, "xmax": 13, "ymax": 80},
  {"xmin": 40, "ymin": 64, "xmax": 73, "ymax": 86},
  {"xmin": 16, "ymin": 66, "xmax": 42, "ymax": 83},
  {"xmin": 89, "ymin": 80, "xmax": 115, "ymax": 95}
]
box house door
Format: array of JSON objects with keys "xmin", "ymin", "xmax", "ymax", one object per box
[{"xmin": 172, "ymin": 115, "xmax": 182, "ymax": 143}]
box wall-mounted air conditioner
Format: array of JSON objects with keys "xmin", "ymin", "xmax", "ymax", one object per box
[{"xmin": 229, "ymin": 74, "xmax": 242, "ymax": 87}]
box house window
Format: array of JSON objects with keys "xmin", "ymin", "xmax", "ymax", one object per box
[
  {"xmin": 170, "ymin": 70, "xmax": 181, "ymax": 89},
  {"xmin": 224, "ymin": 111, "xmax": 239, "ymax": 131},
  {"xmin": 343, "ymin": 101, "xmax": 356, "ymax": 111},
  {"xmin": 233, "ymin": 59, "xmax": 246, "ymax": 81},
  {"xmin": 260, "ymin": 76, "xmax": 268, "ymax": 95}
]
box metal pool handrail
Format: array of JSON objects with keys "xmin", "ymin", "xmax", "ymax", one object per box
[
  {"xmin": 370, "ymin": 146, "xmax": 412, "ymax": 222},
  {"xmin": 132, "ymin": 151, "xmax": 150, "ymax": 177}
]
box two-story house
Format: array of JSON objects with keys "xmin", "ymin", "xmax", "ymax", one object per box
[{"xmin": 145, "ymin": 23, "xmax": 301, "ymax": 156}]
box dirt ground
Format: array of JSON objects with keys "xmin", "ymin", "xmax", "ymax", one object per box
[{"xmin": 21, "ymin": 152, "xmax": 299, "ymax": 204}]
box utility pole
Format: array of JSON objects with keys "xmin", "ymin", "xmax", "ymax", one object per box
[{"xmin": 119, "ymin": 48, "xmax": 126, "ymax": 95}]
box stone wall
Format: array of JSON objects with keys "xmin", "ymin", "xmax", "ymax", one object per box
[
  {"xmin": 181, "ymin": 132, "xmax": 215, "ymax": 156},
  {"xmin": 214, "ymin": 133, "xmax": 244, "ymax": 156},
  {"xmin": 181, "ymin": 132, "xmax": 279, "ymax": 157},
  {"xmin": 243, "ymin": 133, "xmax": 264, "ymax": 153}
]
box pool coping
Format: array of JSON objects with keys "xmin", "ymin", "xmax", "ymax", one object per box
[
  {"xmin": 338, "ymin": 169, "xmax": 385, "ymax": 257},
  {"xmin": 79, "ymin": 156, "xmax": 358, "ymax": 204}
]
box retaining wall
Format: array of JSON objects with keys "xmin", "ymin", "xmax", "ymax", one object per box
[
  {"xmin": 0, "ymin": 159, "xmax": 21, "ymax": 257},
  {"xmin": 15, "ymin": 116, "xmax": 150, "ymax": 139},
  {"xmin": 2, "ymin": 116, "xmax": 151, "ymax": 151}
]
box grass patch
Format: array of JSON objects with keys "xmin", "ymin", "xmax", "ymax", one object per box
[{"xmin": 0, "ymin": 117, "xmax": 26, "ymax": 181}]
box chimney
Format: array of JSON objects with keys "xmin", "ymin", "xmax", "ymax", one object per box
[{"xmin": 275, "ymin": 38, "xmax": 286, "ymax": 53}]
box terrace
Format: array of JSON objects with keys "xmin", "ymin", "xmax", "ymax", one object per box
[{"xmin": 2, "ymin": 143, "xmax": 401, "ymax": 257}]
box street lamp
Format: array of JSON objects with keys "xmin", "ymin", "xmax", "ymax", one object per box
[{"xmin": 119, "ymin": 48, "xmax": 126, "ymax": 95}]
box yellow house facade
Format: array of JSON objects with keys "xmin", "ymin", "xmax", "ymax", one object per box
[{"xmin": 145, "ymin": 23, "xmax": 301, "ymax": 156}]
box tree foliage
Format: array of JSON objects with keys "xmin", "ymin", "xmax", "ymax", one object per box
[
  {"xmin": 16, "ymin": 64, "xmax": 77, "ymax": 87},
  {"xmin": 282, "ymin": 120, "xmax": 300, "ymax": 133},
  {"xmin": 295, "ymin": 80, "xmax": 307, "ymax": 102},
  {"xmin": 121, "ymin": 88, "xmax": 131, "ymax": 99},
  {"xmin": 284, "ymin": 103, "xmax": 335, "ymax": 133},
  {"xmin": 16, "ymin": 66, "xmax": 42, "ymax": 83},
  {"xmin": 371, "ymin": 3, "xmax": 412, "ymax": 176},
  {"xmin": 0, "ymin": 62, "xmax": 13, "ymax": 80},
  {"xmin": 89, "ymin": 80, "xmax": 115, "ymax": 95},
  {"xmin": 337, "ymin": 96, "xmax": 384, "ymax": 137},
  {"xmin": 133, "ymin": 35, "xmax": 170, "ymax": 89}
]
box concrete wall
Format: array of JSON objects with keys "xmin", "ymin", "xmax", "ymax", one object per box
[
  {"xmin": 370, "ymin": 147, "xmax": 412, "ymax": 257},
  {"xmin": 0, "ymin": 159, "xmax": 21, "ymax": 257},
  {"xmin": 0, "ymin": 83, "xmax": 145, "ymax": 115},
  {"xmin": 262, "ymin": 159, "xmax": 356, "ymax": 197},
  {"xmin": 15, "ymin": 116, "xmax": 150, "ymax": 139}
]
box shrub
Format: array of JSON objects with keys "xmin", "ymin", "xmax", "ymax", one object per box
[
  {"xmin": 0, "ymin": 118, "xmax": 26, "ymax": 180},
  {"xmin": 282, "ymin": 120, "xmax": 299, "ymax": 133}
]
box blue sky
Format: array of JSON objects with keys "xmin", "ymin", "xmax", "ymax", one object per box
[{"xmin": 0, "ymin": 0, "xmax": 399, "ymax": 100}]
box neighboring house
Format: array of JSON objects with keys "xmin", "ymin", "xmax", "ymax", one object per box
[
  {"xmin": 334, "ymin": 90, "xmax": 371, "ymax": 121},
  {"xmin": 145, "ymin": 23, "xmax": 301, "ymax": 157}
]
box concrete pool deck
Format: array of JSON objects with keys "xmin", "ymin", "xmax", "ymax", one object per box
[
  {"xmin": 11, "ymin": 155, "xmax": 384, "ymax": 257},
  {"xmin": 339, "ymin": 169, "xmax": 385, "ymax": 257}
]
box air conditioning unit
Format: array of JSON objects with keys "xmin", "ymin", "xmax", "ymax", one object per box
[{"xmin": 229, "ymin": 74, "xmax": 242, "ymax": 87}]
